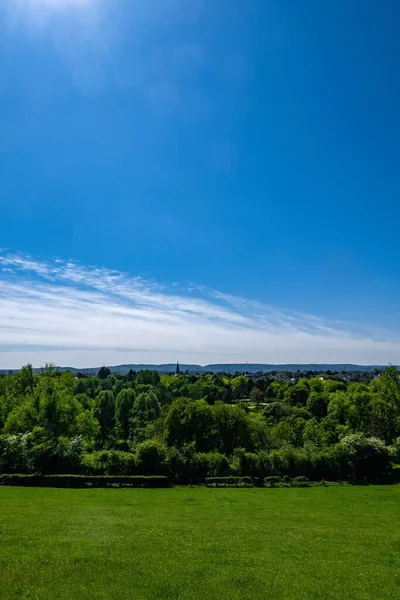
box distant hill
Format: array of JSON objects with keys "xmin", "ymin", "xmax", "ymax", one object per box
[{"xmin": 0, "ymin": 363, "xmax": 388, "ymax": 375}]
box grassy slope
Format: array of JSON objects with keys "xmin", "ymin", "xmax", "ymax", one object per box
[{"xmin": 0, "ymin": 486, "xmax": 399, "ymax": 600}]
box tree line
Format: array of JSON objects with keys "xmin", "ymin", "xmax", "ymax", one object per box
[{"xmin": 0, "ymin": 364, "xmax": 399, "ymax": 483}]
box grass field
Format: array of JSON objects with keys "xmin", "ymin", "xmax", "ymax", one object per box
[{"xmin": 0, "ymin": 485, "xmax": 399, "ymax": 600}]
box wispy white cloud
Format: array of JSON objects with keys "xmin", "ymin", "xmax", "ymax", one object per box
[{"xmin": 0, "ymin": 251, "xmax": 399, "ymax": 369}]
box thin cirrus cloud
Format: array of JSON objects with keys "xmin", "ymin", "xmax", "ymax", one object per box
[{"xmin": 0, "ymin": 251, "xmax": 399, "ymax": 369}]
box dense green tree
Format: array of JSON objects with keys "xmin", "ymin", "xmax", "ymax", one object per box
[
  {"xmin": 94, "ymin": 391, "xmax": 115, "ymax": 446},
  {"xmin": 13, "ymin": 364, "xmax": 35, "ymax": 397},
  {"xmin": 340, "ymin": 434, "xmax": 391, "ymax": 480},
  {"xmin": 307, "ymin": 392, "xmax": 329, "ymax": 420},
  {"xmin": 0, "ymin": 433, "xmax": 32, "ymax": 473},
  {"xmin": 81, "ymin": 450, "xmax": 136, "ymax": 475},
  {"xmin": 308, "ymin": 378, "xmax": 324, "ymax": 393},
  {"xmin": 166, "ymin": 398, "xmax": 215, "ymax": 452},
  {"xmin": 76, "ymin": 410, "xmax": 100, "ymax": 443},
  {"xmin": 285, "ymin": 381, "xmax": 309, "ymax": 406},
  {"xmin": 249, "ymin": 387, "xmax": 264, "ymax": 405},
  {"xmin": 131, "ymin": 392, "xmax": 160, "ymax": 427},
  {"xmin": 263, "ymin": 401, "xmax": 293, "ymax": 425},
  {"xmin": 265, "ymin": 384, "xmax": 276, "ymax": 400},
  {"xmin": 97, "ymin": 366, "xmax": 111, "ymax": 380},
  {"xmin": 230, "ymin": 376, "xmax": 248, "ymax": 400},
  {"xmin": 328, "ymin": 391, "xmax": 358, "ymax": 429},
  {"xmin": 303, "ymin": 418, "xmax": 327, "ymax": 448},
  {"xmin": 188, "ymin": 375, "xmax": 224, "ymax": 404},
  {"xmin": 323, "ymin": 379, "xmax": 347, "ymax": 393},
  {"xmin": 4, "ymin": 400, "xmax": 38, "ymax": 434},
  {"xmin": 136, "ymin": 370, "xmax": 160, "ymax": 386},
  {"xmin": 213, "ymin": 402, "xmax": 253, "ymax": 454},
  {"xmin": 154, "ymin": 383, "xmax": 172, "ymax": 406},
  {"xmin": 369, "ymin": 367, "xmax": 400, "ymax": 443},
  {"xmin": 270, "ymin": 420, "xmax": 298, "ymax": 447},
  {"xmin": 135, "ymin": 440, "xmax": 167, "ymax": 475},
  {"xmin": 0, "ymin": 366, "xmax": 397, "ymax": 482},
  {"xmin": 115, "ymin": 389, "xmax": 136, "ymax": 439}
]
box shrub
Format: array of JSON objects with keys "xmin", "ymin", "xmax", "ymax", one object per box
[
  {"xmin": 0, "ymin": 434, "xmax": 33, "ymax": 474},
  {"xmin": 292, "ymin": 476, "xmax": 310, "ymax": 488},
  {"xmin": 203, "ymin": 452, "xmax": 230, "ymax": 477},
  {"xmin": 81, "ymin": 451, "xmax": 136, "ymax": 475},
  {"xmin": 135, "ymin": 440, "xmax": 167, "ymax": 475},
  {"xmin": 0, "ymin": 474, "xmax": 169, "ymax": 488},
  {"xmin": 230, "ymin": 448, "xmax": 264, "ymax": 478},
  {"xmin": 268, "ymin": 450, "xmax": 286, "ymax": 476},
  {"xmin": 165, "ymin": 446, "xmax": 187, "ymax": 483},
  {"xmin": 264, "ymin": 476, "xmax": 281, "ymax": 488},
  {"xmin": 389, "ymin": 438, "xmax": 400, "ymax": 464},
  {"xmin": 340, "ymin": 434, "xmax": 392, "ymax": 481},
  {"xmin": 277, "ymin": 475, "xmax": 292, "ymax": 487},
  {"xmin": 192, "ymin": 452, "xmax": 230, "ymax": 482},
  {"xmin": 205, "ymin": 476, "xmax": 253, "ymax": 487},
  {"xmin": 56, "ymin": 436, "xmax": 83, "ymax": 473}
]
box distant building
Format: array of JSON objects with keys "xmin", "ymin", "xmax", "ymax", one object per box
[{"xmin": 175, "ymin": 362, "xmax": 180, "ymax": 375}]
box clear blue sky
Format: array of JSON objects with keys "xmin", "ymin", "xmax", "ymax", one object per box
[{"xmin": 0, "ymin": 0, "xmax": 399, "ymax": 367}]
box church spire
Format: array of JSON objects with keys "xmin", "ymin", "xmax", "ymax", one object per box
[{"xmin": 175, "ymin": 361, "xmax": 180, "ymax": 375}]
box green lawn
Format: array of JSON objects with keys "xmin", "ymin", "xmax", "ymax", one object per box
[{"xmin": 0, "ymin": 485, "xmax": 399, "ymax": 600}]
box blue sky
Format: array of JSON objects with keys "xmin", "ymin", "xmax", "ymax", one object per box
[{"xmin": 0, "ymin": 0, "xmax": 399, "ymax": 367}]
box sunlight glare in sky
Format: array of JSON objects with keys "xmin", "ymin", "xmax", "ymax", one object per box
[
  {"xmin": 7, "ymin": 0, "xmax": 100, "ymax": 30},
  {"xmin": 13, "ymin": 0, "xmax": 97, "ymax": 15},
  {"xmin": 34, "ymin": 0, "xmax": 93, "ymax": 6}
]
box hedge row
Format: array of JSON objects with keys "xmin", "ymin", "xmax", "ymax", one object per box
[
  {"xmin": 205, "ymin": 476, "xmax": 310, "ymax": 487},
  {"xmin": 3, "ymin": 473, "xmax": 395, "ymax": 488},
  {"xmin": 205, "ymin": 476, "xmax": 254, "ymax": 487},
  {"xmin": 264, "ymin": 475, "xmax": 310, "ymax": 487},
  {"xmin": 0, "ymin": 474, "xmax": 170, "ymax": 488}
]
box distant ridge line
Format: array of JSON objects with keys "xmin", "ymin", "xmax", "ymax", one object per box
[{"xmin": 1, "ymin": 363, "xmax": 392, "ymax": 375}]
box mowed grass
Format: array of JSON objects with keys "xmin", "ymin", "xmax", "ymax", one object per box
[{"xmin": 0, "ymin": 486, "xmax": 399, "ymax": 600}]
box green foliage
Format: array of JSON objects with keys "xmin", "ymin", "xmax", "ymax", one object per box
[
  {"xmin": 135, "ymin": 440, "xmax": 167, "ymax": 475},
  {"xmin": 131, "ymin": 392, "xmax": 160, "ymax": 428},
  {"xmin": 165, "ymin": 445, "xmax": 188, "ymax": 483},
  {"xmin": 249, "ymin": 387, "xmax": 264, "ymax": 405},
  {"xmin": 0, "ymin": 474, "xmax": 169, "ymax": 487},
  {"xmin": 115, "ymin": 388, "xmax": 136, "ymax": 439},
  {"xmin": 389, "ymin": 437, "xmax": 400, "ymax": 463},
  {"xmin": 165, "ymin": 397, "xmax": 215, "ymax": 452},
  {"xmin": 230, "ymin": 375, "xmax": 248, "ymax": 399},
  {"xmin": 303, "ymin": 418, "xmax": 327, "ymax": 447},
  {"xmin": 307, "ymin": 392, "xmax": 329, "ymax": 419},
  {"xmin": 0, "ymin": 365, "xmax": 399, "ymax": 482},
  {"xmin": 0, "ymin": 433, "xmax": 33, "ymax": 473},
  {"xmin": 264, "ymin": 475, "xmax": 281, "ymax": 487},
  {"xmin": 97, "ymin": 366, "xmax": 111, "ymax": 380},
  {"xmin": 263, "ymin": 401, "xmax": 293, "ymax": 424},
  {"xmin": 76, "ymin": 410, "xmax": 100, "ymax": 443},
  {"xmin": 94, "ymin": 390, "xmax": 115, "ymax": 445},
  {"xmin": 213, "ymin": 402, "xmax": 253, "ymax": 454},
  {"xmin": 285, "ymin": 381, "xmax": 309, "ymax": 406},
  {"xmin": 56, "ymin": 436, "xmax": 83, "ymax": 473},
  {"xmin": 81, "ymin": 450, "xmax": 136, "ymax": 475},
  {"xmin": 205, "ymin": 476, "xmax": 253, "ymax": 487},
  {"xmin": 4, "ymin": 400, "xmax": 38, "ymax": 434},
  {"xmin": 136, "ymin": 370, "xmax": 161, "ymax": 386},
  {"xmin": 192, "ymin": 452, "xmax": 230, "ymax": 480},
  {"xmin": 369, "ymin": 367, "xmax": 400, "ymax": 442},
  {"xmin": 188, "ymin": 375, "xmax": 224, "ymax": 404},
  {"xmin": 340, "ymin": 434, "xmax": 391, "ymax": 480},
  {"xmin": 291, "ymin": 475, "xmax": 310, "ymax": 487}
]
